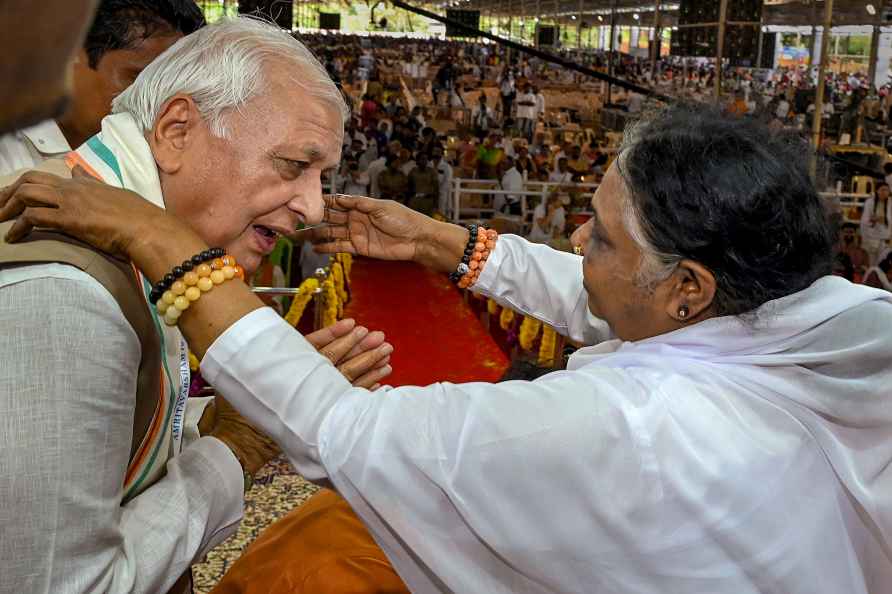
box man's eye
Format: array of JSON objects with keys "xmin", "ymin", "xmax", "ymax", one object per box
[{"xmin": 278, "ymin": 159, "xmax": 309, "ymax": 179}]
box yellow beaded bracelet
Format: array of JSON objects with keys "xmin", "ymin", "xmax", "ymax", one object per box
[{"xmin": 155, "ymin": 255, "xmax": 243, "ymax": 326}]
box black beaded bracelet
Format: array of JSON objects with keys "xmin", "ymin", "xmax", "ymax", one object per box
[
  {"xmin": 149, "ymin": 247, "xmax": 224, "ymax": 303},
  {"xmin": 449, "ymin": 224, "xmax": 479, "ymax": 284}
]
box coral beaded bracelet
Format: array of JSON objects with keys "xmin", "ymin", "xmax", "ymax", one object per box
[{"xmin": 449, "ymin": 224, "xmax": 498, "ymax": 290}]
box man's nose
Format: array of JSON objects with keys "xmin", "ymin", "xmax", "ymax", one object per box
[
  {"xmin": 570, "ymin": 219, "xmax": 592, "ymax": 250},
  {"xmin": 290, "ymin": 173, "xmax": 324, "ymax": 225}
]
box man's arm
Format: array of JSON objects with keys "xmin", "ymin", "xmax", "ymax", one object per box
[{"xmin": 0, "ymin": 268, "xmax": 243, "ymax": 594}]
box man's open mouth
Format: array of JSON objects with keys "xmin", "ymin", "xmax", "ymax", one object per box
[{"xmin": 254, "ymin": 225, "xmax": 279, "ymax": 239}]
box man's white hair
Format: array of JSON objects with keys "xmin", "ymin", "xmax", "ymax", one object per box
[{"xmin": 112, "ymin": 16, "xmax": 349, "ymax": 138}]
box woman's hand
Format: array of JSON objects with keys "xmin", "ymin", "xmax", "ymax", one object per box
[
  {"xmin": 0, "ymin": 167, "xmax": 180, "ymax": 260},
  {"xmin": 307, "ymin": 194, "xmax": 469, "ymax": 274},
  {"xmin": 307, "ymin": 194, "xmax": 430, "ymax": 261}
]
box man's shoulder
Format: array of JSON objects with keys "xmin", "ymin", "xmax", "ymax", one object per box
[{"xmin": 0, "ymin": 157, "xmax": 71, "ymax": 186}]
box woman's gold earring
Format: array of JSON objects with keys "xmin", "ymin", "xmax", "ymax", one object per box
[{"xmin": 573, "ymin": 245, "xmax": 583, "ymax": 256}]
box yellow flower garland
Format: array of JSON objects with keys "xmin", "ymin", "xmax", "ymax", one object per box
[
  {"xmin": 336, "ymin": 253, "xmax": 353, "ymax": 280},
  {"xmin": 519, "ymin": 316, "xmax": 542, "ymax": 351},
  {"xmin": 331, "ymin": 261, "xmax": 348, "ymax": 305},
  {"xmin": 487, "ymin": 298, "xmax": 499, "ymax": 315},
  {"xmin": 284, "ymin": 277, "xmax": 320, "ymax": 327},
  {"xmin": 321, "ymin": 276, "xmax": 339, "ymax": 327},
  {"xmin": 538, "ymin": 326, "xmax": 558, "ymax": 367},
  {"xmin": 499, "ymin": 306, "xmax": 515, "ymax": 330}
]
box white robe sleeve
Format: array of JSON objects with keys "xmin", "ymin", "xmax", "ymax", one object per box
[
  {"xmin": 200, "ymin": 307, "xmax": 656, "ymax": 593},
  {"xmin": 473, "ymin": 233, "xmax": 612, "ymax": 344}
]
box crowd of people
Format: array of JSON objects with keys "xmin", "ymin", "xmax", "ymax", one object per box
[{"xmin": 0, "ymin": 2, "xmax": 891, "ymax": 594}]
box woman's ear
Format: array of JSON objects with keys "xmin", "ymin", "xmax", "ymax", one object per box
[{"xmin": 664, "ymin": 260, "xmax": 717, "ymax": 323}]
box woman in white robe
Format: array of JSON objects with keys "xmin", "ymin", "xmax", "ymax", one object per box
[{"xmin": 3, "ymin": 105, "xmax": 891, "ymax": 594}]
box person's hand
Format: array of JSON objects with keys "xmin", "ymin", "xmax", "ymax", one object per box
[
  {"xmin": 208, "ymin": 319, "xmax": 393, "ymax": 475},
  {"xmin": 304, "ymin": 318, "xmax": 393, "ymax": 389},
  {"xmin": 306, "ymin": 193, "xmax": 433, "ymax": 261},
  {"xmin": 307, "ymin": 193, "xmax": 469, "ymax": 274},
  {"xmin": 0, "ymin": 167, "xmax": 177, "ymax": 259},
  {"xmin": 208, "ymin": 396, "xmax": 280, "ymax": 476}
]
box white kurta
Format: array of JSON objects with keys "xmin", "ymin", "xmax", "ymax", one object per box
[
  {"xmin": 202, "ymin": 235, "xmax": 892, "ymax": 594},
  {"xmin": 0, "ymin": 119, "xmax": 70, "ymax": 176}
]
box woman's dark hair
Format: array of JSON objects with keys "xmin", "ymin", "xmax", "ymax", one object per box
[
  {"xmin": 616, "ymin": 103, "xmax": 836, "ymax": 317},
  {"xmin": 832, "ymin": 252, "xmax": 854, "ymax": 282},
  {"xmin": 85, "ymin": 0, "xmax": 206, "ymax": 69}
]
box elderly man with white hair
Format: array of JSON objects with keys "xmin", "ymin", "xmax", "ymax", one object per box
[{"xmin": 0, "ymin": 17, "xmax": 392, "ymax": 594}]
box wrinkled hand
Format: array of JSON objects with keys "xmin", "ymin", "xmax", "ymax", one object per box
[
  {"xmin": 304, "ymin": 318, "xmax": 393, "ymax": 390},
  {"xmin": 0, "ymin": 166, "xmax": 175, "ymax": 259},
  {"xmin": 209, "ymin": 396, "xmax": 281, "ymax": 476},
  {"xmin": 303, "ymin": 194, "xmax": 432, "ymax": 262}
]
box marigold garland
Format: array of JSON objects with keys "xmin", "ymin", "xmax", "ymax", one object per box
[
  {"xmin": 284, "ymin": 277, "xmax": 320, "ymax": 327},
  {"xmin": 321, "ymin": 276, "xmax": 339, "ymax": 327},
  {"xmin": 331, "ymin": 261, "xmax": 348, "ymax": 305},
  {"xmin": 487, "ymin": 298, "xmax": 499, "ymax": 315},
  {"xmin": 336, "ymin": 253, "xmax": 353, "ymax": 280},
  {"xmin": 538, "ymin": 326, "xmax": 558, "ymax": 367},
  {"xmin": 519, "ymin": 316, "xmax": 542, "ymax": 351},
  {"xmin": 499, "ymin": 306, "xmax": 515, "ymax": 330}
]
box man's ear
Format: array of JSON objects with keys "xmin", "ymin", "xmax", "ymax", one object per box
[
  {"xmin": 149, "ymin": 94, "xmax": 201, "ymax": 175},
  {"xmin": 664, "ymin": 259, "xmax": 717, "ymax": 323}
]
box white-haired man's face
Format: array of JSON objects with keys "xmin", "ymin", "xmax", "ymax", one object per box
[{"xmin": 148, "ymin": 62, "xmax": 343, "ymax": 275}]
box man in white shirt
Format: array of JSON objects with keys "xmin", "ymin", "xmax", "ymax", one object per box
[
  {"xmin": 0, "ymin": 0, "xmax": 203, "ymax": 176},
  {"xmin": 549, "ymin": 157, "xmax": 574, "ymax": 185},
  {"xmin": 497, "ymin": 156, "xmax": 525, "ymax": 215},
  {"xmin": 340, "ymin": 160, "xmax": 370, "ymax": 196},
  {"xmin": 0, "ymin": 119, "xmax": 72, "ymax": 175},
  {"xmin": 528, "ymin": 193, "xmax": 566, "ymax": 242},
  {"xmin": 515, "ymin": 83, "xmax": 538, "ymax": 142},
  {"xmin": 431, "ymin": 145, "xmax": 453, "ymax": 215},
  {"xmin": 399, "ymin": 148, "xmax": 417, "ymax": 177},
  {"xmin": 472, "ymin": 94, "xmax": 494, "ymax": 138},
  {"xmin": 0, "ymin": 18, "xmax": 390, "ymax": 594},
  {"xmin": 533, "ymin": 85, "xmax": 546, "ymax": 122}
]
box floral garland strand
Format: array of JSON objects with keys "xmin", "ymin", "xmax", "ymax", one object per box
[
  {"xmin": 336, "ymin": 253, "xmax": 353, "ymax": 280},
  {"xmin": 331, "ymin": 261, "xmax": 348, "ymax": 306},
  {"xmin": 321, "ymin": 276, "xmax": 340, "ymax": 327},
  {"xmin": 538, "ymin": 326, "xmax": 558, "ymax": 367},
  {"xmin": 519, "ymin": 316, "xmax": 542, "ymax": 351},
  {"xmin": 284, "ymin": 277, "xmax": 320, "ymax": 327},
  {"xmin": 499, "ymin": 306, "xmax": 515, "ymax": 331},
  {"xmin": 487, "ymin": 298, "xmax": 499, "ymax": 316}
]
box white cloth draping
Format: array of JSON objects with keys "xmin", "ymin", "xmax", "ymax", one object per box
[{"xmin": 202, "ymin": 234, "xmax": 892, "ymax": 593}]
